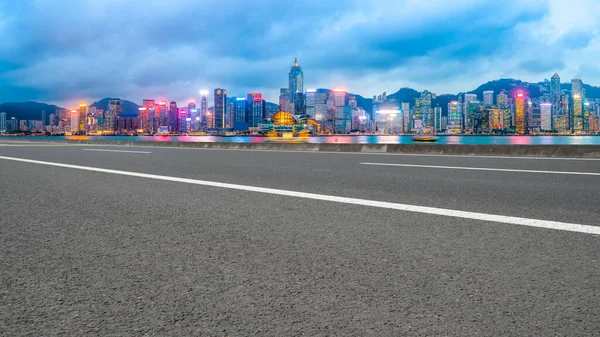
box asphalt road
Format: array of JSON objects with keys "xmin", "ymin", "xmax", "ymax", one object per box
[{"xmin": 1, "ymin": 141, "xmax": 599, "ymax": 336}]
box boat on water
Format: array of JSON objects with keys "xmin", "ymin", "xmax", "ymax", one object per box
[{"xmin": 412, "ymin": 135, "xmax": 439, "ymax": 142}]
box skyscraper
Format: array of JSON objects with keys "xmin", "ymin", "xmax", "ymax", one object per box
[
  {"xmin": 333, "ymin": 89, "xmax": 350, "ymax": 133},
  {"xmin": 70, "ymin": 109, "xmax": 79, "ymax": 132},
  {"xmin": 483, "ymin": 91, "xmax": 494, "ymax": 106},
  {"xmin": 0, "ymin": 112, "xmax": 6, "ymax": 132},
  {"xmin": 78, "ymin": 103, "xmax": 87, "ymax": 132},
  {"xmin": 447, "ymin": 101, "xmax": 462, "ymax": 134},
  {"xmin": 419, "ymin": 90, "xmax": 433, "ymax": 130},
  {"xmin": 434, "ymin": 106, "xmax": 442, "ymax": 132},
  {"xmin": 572, "ymin": 78, "xmax": 583, "ymax": 133},
  {"xmin": 541, "ymin": 103, "xmax": 552, "ymax": 131},
  {"xmin": 279, "ymin": 88, "xmax": 292, "ymax": 113},
  {"xmin": 234, "ymin": 98, "xmax": 247, "ymax": 125},
  {"xmin": 497, "ymin": 90, "xmax": 508, "ymax": 107},
  {"xmin": 246, "ymin": 93, "xmax": 264, "ymax": 128},
  {"xmin": 169, "ymin": 101, "xmax": 178, "ymax": 131},
  {"xmin": 550, "ymin": 73, "xmax": 561, "ymax": 131},
  {"xmin": 289, "ymin": 58, "xmax": 303, "ymax": 115},
  {"xmin": 200, "ymin": 91, "xmax": 208, "ymax": 127},
  {"xmin": 463, "ymin": 94, "xmax": 478, "ymax": 127},
  {"xmin": 401, "ymin": 102, "xmax": 410, "ymax": 132},
  {"xmin": 214, "ymin": 88, "xmax": 227, "ymax": 129},
  {"xmin": 141, "ymin": 99, "xmax": 155, "ymax": 133},
  {"xmin": 515, "ymin": 92, "xmax": 526, "ymax": 134}
]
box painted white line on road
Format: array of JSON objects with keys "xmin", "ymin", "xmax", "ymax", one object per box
[
  {"xmin": 82, "ymin": 149, "xmax": 152, "ymax": 154},
  {"xmin": 1, "ymin": 155, "xmax": 599, "ymax": 236},
  {"xmin": 361, "ymin": 162, "xmax": 600, "ymax": 176}
]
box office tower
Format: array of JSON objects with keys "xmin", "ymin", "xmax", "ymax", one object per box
[
  {"xmin": 529, "ymin": 101, "xmax": 541, "ymax": 132},
  {"xmin": 187, "ymin": 99, "xmax": 198, "ymax": 131},
  {"xmin": 515, "ymin": 92, "xmax": 526, "ymax": 134},
  {"xmin": 483, "ymin": 91, "xmax": 494, "ymax": 106},
  {"xmin": 447, "ymin": 101, "xmax": 462, "ymax": 134},
  {"xmin": 488, "ymin": 108, "xmax": 503, "ymax": 130},
  {"xmin": 289, "ymin": 58, "xmax": 303, "ymax": 115},
  {"xmin": 140, "ymin": 99, "xmax": 154, "ymax": 133},
  {"xmin": 466, "ymin": 101, "xmax": 481, "ymax": 133},
  {"xmin": 198, "ymin": 92, "xmax": 208, "ymax": 126},
  {"xmin": 167, "ymin": 101, "xmax": 177, "ymax": 131},
  {"xmin": 0, "ymin": 112, "xmax": 6, "ymax": 132},
  {"xmin": 572, "ymin": 79, "xmax": 583, "ymax": 132},
  {"xmin": 70, "ymin": 109, "xmax": 79, "ymax": 132},
  {"xmin": 48, "ymin": 113, "xmax": 56, "ymax": 127},
  {"xmin": 497, "ymin": 90, "xmax": 508, "ymax": 106},
  {"xmin": 550, "ymin": 73, "xmax": 561, "ymax": 130},
  {"xmin": 246, "ymin": 93, "xmax": 264, "ymax": 128},
  {"xmin": 401, "ymin": 102, "xmax": 410, "ymax": 132},
  {"xmin": 78, "ymin": 103, "xmax": 87, "ymax": 132},
  {"xmin": 213, "ymin": 89, "xmax": 227, "ymax": 129},
  {"xmin": 541, "ymin": 103, "xmax": 552, "ymax": 131},
  {"xmin": 234, "ymin": 98, "xmax": 247, "ymax": 125},
  {"xmin": 156, "ymin": 101, "xmax": 168, "ymax": 128},
  {"xmin": 419, "ymin": 90, "xmax": 433, "ymax": 130},
  {"xmin": 463, "ymin": 94, "xmax": 477, "ymax": 127},
  {"xmin": 279, "ymin": 88, "xmax": 292, "ymax": 113},
  {"xmin": 333, "ymin": 89, "xmax": 349, "ymax": 133},
  {"xmin": 434, "ymin": 106, "xmax": 442, "ymax": 132},
  {"xmin": 41, "ymin": 110, "xmax": 46, "ymax": 128}
]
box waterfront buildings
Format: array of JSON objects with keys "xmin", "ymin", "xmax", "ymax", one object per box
[
  {"xmin": 289, "ymin": 58, "xmax": 303, "ymax": 115},
  {"xmin": 214, "ymin": 89, "xmax": 227, "ymax": 129},
  {"xmin": 515, "ymin": 92, "xmax": 526, "ymax": 134},
  {"xmin": 0, "ymin": 112, "xmax": 6, "ymax": 132}
]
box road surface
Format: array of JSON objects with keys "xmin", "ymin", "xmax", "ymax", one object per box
[{"xmin": 1, "ymin": 141, "xmax": 599, "ymax": 336}]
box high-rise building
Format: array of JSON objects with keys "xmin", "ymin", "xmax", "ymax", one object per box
[
  {"xmin": 279, "ymin": 88, "xmax": 292, "ymax": 113},
  {"xmin": 401, "ymin": 102, "xmax": 410, "ymax": 132},
  {"xmin": 234, "ymin": 98, "xmax": 247, "ymax": 125},
  {"xmin": 550, "ymin": 73, "xmax": 561, "ymax": 130},
  {"xmin": 168, "ymin": 101, "xmax": 178, "ymax": 131},
  {"xmin": 447, "ymin": 101, "xmax": 462, "ymax": 134},
  {"xmin": 141, "ymin": 99, "xmax": 155, "ymax": 133},
  {"xmin": 156, "ymin": 101, "xmax": 168, "ymax": 128},
  {"xmin": 572, "ymin": 78, "xmax": 583, "ymax": 133},
  {"xmin": 483, "ymin": 91, "xmax": 494, "ymax": 106},
  {"xmin": 419, "ymin": 90, "xmax": 433, "ymax": 130},
  {"xmin": 0, "ymin": 112, "xmax": 6, "ymax": 132},
  {"xmin": 78, "ymin": 103, "xmax": 87, "ymax": 132},
  {"xmin": 289, "ymin": 58, "xmax": 303, "ymax": 115},
  {"xmin": 488, "ymin": 108, "xmax": 503, "ymax": 130},
  {"xmin": 434, "ymin": 106, "xmax": 443, "ymax": 132},
  {"xmin": 200, "ymin": 91, "xmax": 208, "ymax": 127},
  {"xmin": 463, "ymin": 94, "xmax": 478, "ymax": 127},
  {"xmin": 466, "ymin": 101, "xmax": 482, "ymax": 133},
  {"xmin": 497, "ymin": 90, "xmax": 508, "ymax": 107},
  {"xmin": 333, "ymin": 89, "xmax": 350, "ymax": 133},
  {"xmin": 70, "ymin": 109, "xmax": 79, "ymax": 132},
  {"xmin": 515, "ymin": 92, "xmax": 526, "ymax": 134},
  {"xmin": 541, "ymin": 103, "xmax": 552, "ymax": 131},
  {"xmin": 246, "ymin": 93, "xmax": 264, "ymax": 128},
  {"xmin": 214, "ymin": 88, "xmax": 227, "ymax": 129}
]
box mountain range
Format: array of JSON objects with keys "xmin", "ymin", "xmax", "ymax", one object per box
[{"xmin": 2, "ymin": 79, "xmax": 600, "ymax": 121}]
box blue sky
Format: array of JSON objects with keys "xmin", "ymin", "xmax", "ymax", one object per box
[{"xmin": 1, "ymin": 0, "xmax": 599, "ymax": 108}]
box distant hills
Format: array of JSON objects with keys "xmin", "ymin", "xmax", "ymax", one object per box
[{"xmin": 2, "ymin": 78, "xmax": 600, "ymax": 121}]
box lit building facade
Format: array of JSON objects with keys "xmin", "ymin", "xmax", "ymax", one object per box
[
  {"xmin": 246, "ymin": 93, "xmax": 264, "ymax": 128},
  {"xmin": 572, "ymin": 79, "xmax": 583, "ymax": 133},
  {"xmin": 447, "ymin": 101, "xmax": 462, "ymax": 134},
  {"xmin": 0, "ymin": 112, "xmax": 6, "ymax": 132},
  {"xmin": 289, "ymin": 58, "xmax": 303, "ymax": 115},
  {"xmin": 214, "ymin": 88, "xmax": 227, "ymax": 129},
  {"xmin": 483, "ymin": 91, "xmax": 494, "ymax": 106},
  {"xmin": 515, "ymin": 92, "xmax": 526, "ymax": 134},
  {"xmin": 540, "ymin": 103, "xmax": 552, "ymax": 131}
]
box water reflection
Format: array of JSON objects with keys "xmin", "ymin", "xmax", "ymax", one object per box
[{"xmin": 12, "ymin": 135, "xmax": 600, "ymax": 145}]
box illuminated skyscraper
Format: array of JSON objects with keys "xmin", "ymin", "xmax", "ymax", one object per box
[
  {"xmin": 0, "ymin": 112, "xmax": 6, "ymax": 132},
  {"xmin": 141, "ymin": 99, "xmax": 154, "ymax": 133},
  {"xmin": 234, "ymin": 98, "xmax": 247, "ymax": 125},
  {"xmin": 572, "ymin": 78, "xmax": 583, "ymax": 133},
  {"xmin": 279, "ymin": 88, "xmax": 292, "ymax": 113},
  {"xmin": 401, "ymin": 102, "xmax": 410, "ymax": 132},
  {"xmin": 70, "ymin": 109, "xmax": 79, "ymax": 132},
  {"xmin": 466, "ymin": 101, "xmax": 481, "ymax": 133},
  {"xmin": 156, "ymin": 101, "xmax": 168, "ymax": 128},
  {"xmin": 214, "ymin": 89, "xmax": 227, "ymax": 129},
  {"xmin": 419, "ymin": 90, "xmax": 433, "ymax": 130},
  {"xmin": 168, "ymin": 101, "xmax": 178, "ymax": 131},
  {"xmin": 333, "ymin": 89, "xmax": 350, "ymax": 133},
  {"xmin": 447, "ymin": 101, "xmax": 462, "ymax": 134},
  {"xmin": 78, "ymin": 103, "xmax": 87, "ymax": 132},
  {"xmin": 463, "ymin": 94, "xmax": 477, "ymax": 127},
  {"xmin": 550, "ymin": 73, "xmax": 561, "ymax": 130},
  {"xmin": 246, "ymin": 93, "xmax": 264, "ymax": 128},
  {"xmin": 497, "ymin": 90, "xmax": 508, "ymax": 107},
  {"xmin": 541, "ymin": 103, "xmax": 552, "ymax": 131},
  {"xmin": 289, "ymin": 58, "xmax": 303, "ymax": 115},
  {"xmin": 434, "ymin": 106, "xmax": 442, "ymax": 132},
  {"xmin": 515, "ymin": 92, "xmax": 526, "ymax": 134},
  {"xmin": 483, "ymin": 91, "xmax": 494, "ymax": 106},
  {"xmin": 200, "ymin": 91, "xmax": 208, "ymax": 127}
]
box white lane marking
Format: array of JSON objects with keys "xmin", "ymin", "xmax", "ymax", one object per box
[
  {"xmin": 82, "ymin": 149, "xmax": 151, "ymax": 154},
  {"xmin": 360, "ymin": 162, "xmax": 600, "ymax": 176},
  {"xmin": 0, "ymin": 155, "xmax": 599, "ymax": 236},
  {"xmin": 1, "ymin": 141, "xmax": 600, "ymax": 161}
]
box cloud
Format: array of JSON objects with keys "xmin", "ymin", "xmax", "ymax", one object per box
[{"xmin": 0, "ymin": 0, "xmax": 597, "ymax": 107}]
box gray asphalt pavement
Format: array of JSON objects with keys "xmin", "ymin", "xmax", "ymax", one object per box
[{"xmin": 1, "ymin": 142, "xmax": 599, "ymax": 336}]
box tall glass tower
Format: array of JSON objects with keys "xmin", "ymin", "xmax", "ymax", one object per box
[
  {"xmin": 550, "ymin": 73, "xmax": 562, "ymax": 131},
  {"xmin": 289, "ymin": 58, "xmax": 303, "ymax": 115}
]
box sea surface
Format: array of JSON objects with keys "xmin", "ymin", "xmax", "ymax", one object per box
[{"xmin": 6, "ymin": 135, "xmax": 600, "ymax": 145}]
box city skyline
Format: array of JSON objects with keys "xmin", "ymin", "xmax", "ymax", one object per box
[{"xmin": 1, "ymin": 1, "xmax": 600, "ymax": 108}]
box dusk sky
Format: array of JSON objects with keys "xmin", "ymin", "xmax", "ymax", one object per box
[{"xmin": 1, "ymin": 0, "xmax": 599, "ymax": 108}]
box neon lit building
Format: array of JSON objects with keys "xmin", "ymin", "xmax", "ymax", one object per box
[
  {"xmin": 78, "ymin": 103, "xmax": 87, "ymax": 132},
  {"xmin": 572, "ymin": 79, "xmax": 583, "ymax": 132},
  {"xmin": 515, "ymin": 92, "xmax": 526, "ymax": 134},
  {"xmin": 214, "ymin": 89, "xmax": 227, "ymax": 129},
  {"xmin": 447, "ymin": 101, "xmax": 462, "ymax": 134},
  {"xmin": 246, "ymin": 93, "xmax": 264, "ymax": 128},
  {"xmin": 540, "ymin": 103, "xmax": 552, "ymax": 131}
]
